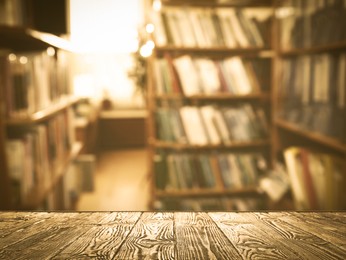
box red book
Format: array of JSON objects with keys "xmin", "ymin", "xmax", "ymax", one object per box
[
  {"xmin": 163, "ymin": 53, "xmax": 182, "ymax": 94},
  {"xmin": 299, "ymin": 148, "xmax": 319, "ymax": 210}
]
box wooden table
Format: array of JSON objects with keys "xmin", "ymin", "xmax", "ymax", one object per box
[{"xmin": 0, "ymin": 211, "xmax": 345, "ymax": 259}]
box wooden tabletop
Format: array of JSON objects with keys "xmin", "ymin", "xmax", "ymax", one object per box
[{"xmin": 0, "ymin": 211, "xmax": 345, "ymax": 259}]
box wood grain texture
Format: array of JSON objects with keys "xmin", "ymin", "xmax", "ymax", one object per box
[
  {"xmin": 209, "ymin": 212, "xmax": 303, "ymax": 259},
  {"xmin": 253, "ymin": 212, "xmax": 346, "ymax": 260},
  {"xmin": 0, "ymin": 213, "xmax": 84, "ymax": 259},
  {"xmin": 174, "ymin": 212, "xmax": 241, "ymax": 259},
  {"xmin": 115, "ymin": 212, "xmax": 175, "ymax": 259},
  {"xmin": 52, "ymin": 212, "xmax": 142, "ymax": 259},
  {"xmin": 0, "ymin": 211, "xmax": 345, "ymax": 259}
]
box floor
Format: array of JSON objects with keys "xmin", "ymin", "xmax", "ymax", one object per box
[{"xmin": 76, "ymin": 148, "xmax": 151, "ymax": 211}]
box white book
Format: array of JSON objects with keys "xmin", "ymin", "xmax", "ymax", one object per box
[
  {"xmin": 150, "ymin": 10, "xmax": 168, "ymax": 47},
  {"xmin": 212, "ymin": 109, "xmax": 231, "ymax": 144},
  {"xmin": 224, "ymin": 57, "xmax": 253, "ymax": 94},
  {"xmin": 284, "ymin": 147, "xmax": 309, "ymax": 210},
  {"xmin": 187, "ymin": 8, "xmax": 210, "ymax": 47},
  {"xmin": 174, "ymin": 8, "xmax": 197, "ymax": 47},
  {"xmin": 308, "ymin": 152, "xmax": 327, "ymax": 209},
  {"xmin": 227, "ymin": 9, "xmax": 250, "ymax": 47},
  {"xmin": 215, "ymin": 8, "xmax": 237, "ymax": 48},
  {"xmin": 194, "ymin": 58, "xmax": 221, "ymax": 94},
  {"xmin": 173, "ymin": 55, "xmax": 201, "ymax": 96},
  {"xmin": 240, "ymin": 10, "xmax": 265, "ymax": 47},
  {"xmin": 199, "ymin": 105, "xmax": 221, "ymax": 145},
  {"xmin": 164, "ymin": 8, "xmax": 183, "ymax": 47},
  {"xmin": 179, "ymin": 106, "xmax": 209, "ymax": 145}
]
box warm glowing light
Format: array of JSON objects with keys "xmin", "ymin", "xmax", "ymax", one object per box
[
  {"xmin": 47, "ymin": 47, "xmax": 55, "ymax": 56},
  {"xmin": 146, "ymin": 23, "xmax": 154, "ymax": 33},
  {"xmin": 276, "ymin": 7, "xmax": 295, "ymax": 18},
  {"xmin": 19, "ymin": 56, "xmax": 28, "ymax": 64},
  {"xmin": 146, "ymin": 40, "xmax": 155, "ymax": 49},
  {"xmin": 8, "ymin": 53, "xmax": 16, "ymax": 61},
  {"xmin": 152, "ymin": 0, "xmax": 161, "ymax": 11},
  {"xmin": 139, "ymin": 44, "xmax": 153, "ymax": 58},
  {"xmin": 28, "ymin": 29, "xmax": 74, "ymax": 51},
  {"xmin": 69, "ymin": 0, "xmax": 143, "ymax": 54},
  {"xmin": 73, "ymin": 74, "xmax": 96, "ymax": 97}
]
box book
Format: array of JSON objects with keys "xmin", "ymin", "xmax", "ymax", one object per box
[
  {"xmin": 193, "ymin": 58, "xmax": 221, "ymax": 94},
  {"xmin": 223, "ymin": 57, "xmax": 253, "ymax": 95},
  {"xmin": 199, "ymin": 105, "xmax": 222, "ymax": 145},
  {"xmin": 299, "ymin": 148, "xmax": 318, "ymax": 209},
  {"xmin": 163, "ymin": 53, "xmax": 182, "ymax": 94},
  {"xmin": 150, "ymin": 9, "xmax": 168, "ymax": 47},
  {"xmin": 153, "ymin": 150, "xmax": 168, "ymax": 190},
  {"xmin": 179, "ymin": 106, "xmax": 209, "ymax": 145},
  {"xmin": 215, "ymin": 8, "xmax": 237, "ymax": 48},
  {"xmin": 227, "ymin": 8, "xmax": 250, "ymax": 47},
  {"xmin": 172, "ymin": 55, "xmax": 200, "ymax": 96},
  {"xmin": 284, "ymin": 147, "xmax": 310, "ymax": 210}
]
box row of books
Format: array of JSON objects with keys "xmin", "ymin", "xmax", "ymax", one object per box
[
  {"xmin": 155, "ymin": 197, "xmax": 263, "ymax": 211},
  {"xmin": 154, "ymin": 150, "xmax": 267, "ymax": 192},
  {"xmin": 5, "ymin": 109, "xmax": 75, "ymax": 206},
  {"xmin": 0, "ymin": 49, "xmax": 72, "ymax": 119},
  {"xmin": 154, "ymin": 54, "xmax": 270, "ymax": 96},
  {"xmin": 38, "ymin": 155, "xmax": 95, "ymax": 211},
  {"xmin": 284, "ymin": 147, "xmax": 346, "ymax": 210},
  {"xmin": 279, "ymin": 53, "xmax": 345, "ymax": 142},
  {"xmin": 151, "ymin": 6, "xmax": 271, "ymax": 48},
  {"xmin": 155, "ymin": 103, "xmax": 269, "ymax": 145},
  {"xmin": 279, "ymin": 0, "xmax": 346, "ymax": 49},
  {"xmin": 0, "ymin": 0, "xmax": 29, "ymax": 26}
]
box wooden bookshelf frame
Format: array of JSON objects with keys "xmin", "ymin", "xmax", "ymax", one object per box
[
  {"xmin": 275, "ymin": 119, "xmax": 346, "ymax": 153},
  {"xmin": 5, "ymin": 96, "xmax": 80, "ymax": 125},
  {"xmin": 146, "ymin": 0, "xmax": 275, "ymax": 210},
  {"xmin": 156, "ymin": 186, "xmax": 262, "ymax": 198},
  {"xmin": 22, "ymin": 142, "xmax": 82, "ymax": 209},
  {"xmin": 0, "ymin": 21, "xmax": 81, "ymax": 210},
  {"xmin": 271, "ymin": 1, "xmax": 346, "ymax": 210}
]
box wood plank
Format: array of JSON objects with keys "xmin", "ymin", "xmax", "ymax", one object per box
[
  {"xmin": 174, "ymin": 212, "xmax": 241, "ymax": 259},
  {"xmin": 0, "ymin": 213, "xmax": 81, "ymax": 251},
  {"xmin": 114, "ymin": 212, "xmax": 175, "ymax": 259},
  {"xmin": 0, "ymin": 212, "xmax": 53, "ymax": 239},
  {"xmin": 254, "ymin": 212, "xmax": 346, "ymax": 259},
  {"xmin": 52, "ymin": 212, "xmax": 142, "ymax": 259},
  {"xmin": 270, "ymin": 212, "xmax": 346, "ymax": 250},
  {"xmin": 209, "ymin": 212, "xmax": 303, "ymax": 259},
  {"xmin": 0, "ymin": 213, "xmax": 88, "ymax": 259}
]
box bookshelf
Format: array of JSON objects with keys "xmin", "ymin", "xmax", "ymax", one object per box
[
  {"xmin": 0, "ymin": 1, "xmax": 82, "ymax": 210},
  {"xmin": 146, "ymin": 0, "xmax": 274, "ymax": 210},
  {"xmin": 273, "ymin": 0, "xmax": 346, "ymax": 210}
]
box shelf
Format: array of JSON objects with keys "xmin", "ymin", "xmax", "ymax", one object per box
[
  {"xmin": 154, "ymin": 92, "xmax": 270, "ymax": 101},
  {"xmin": 279, "ymin": 42, "xmax": 346, "ymax": 56},
  {"xmin": 155, "ymin": 46, "xmax": 273, "ymax": 56},
  {"xmin": 23, "ymin": 142, "xmax": 83, "ymax": 209},
  {"xmin": 6, "ymin": 96, "xmax": 80, "ymax": 125},
  {"xmin": 156, "ymin": 186, "xmax": 262, "ymax": 198},
  {"xmin": 151, "ymin": 139, "xmax": 270, "ymax": 150},
  {"xmin": 161, "ymin": 0, "xmax": 273, "ymax": 8},
  {"xmin": 0, "ymin": 25, "xmax": 74, "ymax": 52},
  {"xmin": 275, "ymin": 119, "xmax": 346, "ymax": 153}
]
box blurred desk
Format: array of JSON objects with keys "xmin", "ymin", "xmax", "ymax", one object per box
[
  {"xmin": 0, "ymin": 211, "xmax": 345, "ymax": 259},
  {"xmin": 98, "ymin": 109, "xmax": 148, "ymax": 149}
]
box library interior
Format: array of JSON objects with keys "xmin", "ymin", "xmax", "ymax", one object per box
[{"xmin": 0, "ymin": 0, "xmax": 346, "ymax": 213}]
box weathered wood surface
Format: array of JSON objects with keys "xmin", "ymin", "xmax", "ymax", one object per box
[{"xmin": 0, "ymin": 211, "xmax": 345, "ymax": 259}]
